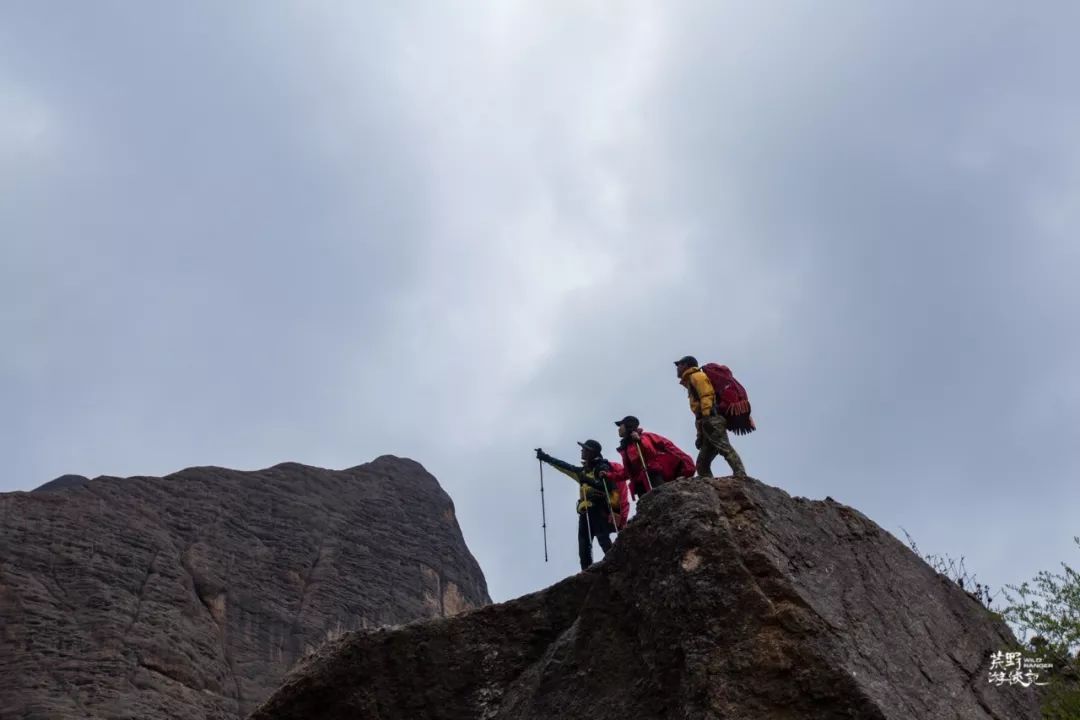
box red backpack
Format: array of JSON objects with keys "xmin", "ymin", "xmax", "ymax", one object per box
[{"xmin": 700, "ymin": 363, "xmax": 756, "ymax": 435}]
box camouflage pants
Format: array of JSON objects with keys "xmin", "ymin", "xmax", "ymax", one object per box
[{"xmin": 696, "ymin": 414, "xmax": 747, "ymax": 478}]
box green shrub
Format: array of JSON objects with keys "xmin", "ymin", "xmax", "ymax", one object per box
[{"xmin": 1002, "ymin": 537, "xmax": 1080, "ymax": 720}]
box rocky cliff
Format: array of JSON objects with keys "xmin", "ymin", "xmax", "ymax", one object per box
[
  {"xmin": 0, "ymin": 457, "xmax": 489, "ymax": 719},
  {"xmin": 253, "ymin": 476, "xmax": 1039, "ymax": 720}
]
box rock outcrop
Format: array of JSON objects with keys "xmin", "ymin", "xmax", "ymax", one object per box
[
  {"xmin": 253, "ymin": 476, "xmax": 1039, "ymax": 720},
  {"xmin": 0, "ymin": 457, "xmax": 489, "ymax": 719},
  {"xmin": 33, "ymin": 474, "xmax": 90, "ymax": 493}
]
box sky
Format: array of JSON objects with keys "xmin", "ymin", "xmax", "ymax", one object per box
[{"xmin": 3, "ymin": 2, "xmax": 1078, "ymax": 604}]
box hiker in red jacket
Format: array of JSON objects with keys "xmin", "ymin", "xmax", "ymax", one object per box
[
  {"xmin": 614, "ymin": 416, "xmax": 695, "ymax": 499},
  {"xmin": 674, "ymin": 355, "xmax": 748, "ymax": 478}
]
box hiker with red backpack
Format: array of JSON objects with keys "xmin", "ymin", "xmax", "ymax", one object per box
[
  {"xmin": 613, "ymin": 415, "xmax": 695, "ymax": 499},
  {"xmin": 674, "ymin": 355, "xmax": 753, "ymax": 478},
  {"xmin": 535, "ymin": 441, "xmax": 630, "ymax": 570}
]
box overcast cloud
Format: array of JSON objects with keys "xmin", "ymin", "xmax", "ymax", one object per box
[{"xmin": 3, "ymin": 2, "xmax": 1078, "ymax": 602}]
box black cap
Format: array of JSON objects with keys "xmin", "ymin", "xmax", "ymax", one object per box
[
  {"xmin": 577, "ymin": 439, "xmax": 602, "ymax": 454},
  {"xmin": 674, "ymin": 355, "xmax": 698, "ymax": 367},
  {"xmin": 614, "ymin": 415, "xmax": 640, "ymax": 430}
]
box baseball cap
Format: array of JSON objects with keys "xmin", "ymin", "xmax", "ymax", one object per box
[{"xmin": 576, "ymin": 439, "xmax": 602, "ymax": 454}]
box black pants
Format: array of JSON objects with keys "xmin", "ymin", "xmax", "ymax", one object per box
[{"xmin": 578, "ymin": 505, "xmax": 613, "ymax": 570}]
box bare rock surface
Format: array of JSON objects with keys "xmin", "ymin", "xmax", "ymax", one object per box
[
  {"xmin": 252, "ymin": 476, "xmax": 1038, "ymax": 720},
  {"xmin": 0, "ymin": 457, "xmax": 489, "ymax": 719}
]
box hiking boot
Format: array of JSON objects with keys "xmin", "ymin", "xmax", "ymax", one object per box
[{"xmin": 725, "ymin": 452, "xmax": 747, "ymax": 478}]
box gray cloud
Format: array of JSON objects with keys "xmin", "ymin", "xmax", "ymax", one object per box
[{"xmin": 3, "ymin": 3, "xmax": 1077, "ymax": 601}]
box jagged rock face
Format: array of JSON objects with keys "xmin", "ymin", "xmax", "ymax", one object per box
[
  {"xmin": 253, "ymin": 477, "xmax": 1039, "ymax": 720},
  {"xmin": 0, "ymin": 457, "xmax": 489, "ymax": 719}
]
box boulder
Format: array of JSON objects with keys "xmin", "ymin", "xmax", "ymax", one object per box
[{"xmin": 252, "ymin": 476, "xmax": 1037, "ymax": 720}]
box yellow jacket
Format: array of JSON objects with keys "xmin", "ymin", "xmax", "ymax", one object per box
[
  {"xmin": 680, "ymin": 366, "xmax": 715, "ymax": 418},
  {"xmin": 539, "ymin": 454, "xmax": 621, "ymax": 514}
]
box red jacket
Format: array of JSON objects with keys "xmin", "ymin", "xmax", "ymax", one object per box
[
  {"xmin": 617, "ymin": 430, "xmax": 695, "ymax": 499},
  {"xmin": 600, "ymin": 461, "xmax": 631, "ymax": 529}
]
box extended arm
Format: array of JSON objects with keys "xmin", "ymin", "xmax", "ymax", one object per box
[{"xmin": 536, "ymin": 450, "xmax": 583, "ymax": 484}]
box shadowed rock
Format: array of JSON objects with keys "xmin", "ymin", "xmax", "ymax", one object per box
[
  {"xmin": 0, "ymin": 457, "xmax": 489, "ymax": 719},
  {"xmin": 252, "ymin": 476, "xmax": 1038, "ymax": 720}
]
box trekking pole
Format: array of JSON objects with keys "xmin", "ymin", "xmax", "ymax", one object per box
[
  {"xmin": 599, "ymin": 474, "xmax": 619, "ymax": 534},
  {"xmin": 635, "ymin": 441, "xmax": 654, "ymax": 493},
  {"xmin": 583, "ymin": 494, "xmax": 593, "ymax": 553},
  {"xmin": 535, "ymin": 452, "xmax": 549, "ymax": 562}
]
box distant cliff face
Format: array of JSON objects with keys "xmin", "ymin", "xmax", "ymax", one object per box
[
  {"xmin": 0, "ymin": 457, "xmax": 490, "ymax": 719},
  {"xmin": 252, "ymin": 476, "xmax": 1040, "ymax": 720}
]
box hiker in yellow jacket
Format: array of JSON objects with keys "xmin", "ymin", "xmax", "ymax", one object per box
[
  {"xmin": 534, "ymin": 440, "xmax": 627, "ymax": 570},
  {"xmin": 674, "ymin": 355, "xmax": 747, "ymax": 478}
]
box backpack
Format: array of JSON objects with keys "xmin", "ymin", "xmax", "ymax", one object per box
[{"xmin": 700, "ymin": 363, "xmax": 756, "ymax": 435}]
